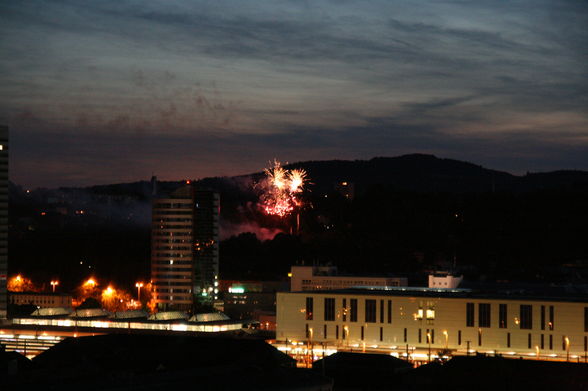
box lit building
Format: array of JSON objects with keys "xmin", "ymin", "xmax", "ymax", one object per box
[
  {"xmin": 220, "ymin": 280, "xmax": 288, "ymax": 322},
  {"xmin": 276, "ymin": 287, "xmax": 588, "ymax": 361},
  {"xmin": 9, "ymin": 292, "xmax": 72, "ymax": 308},
  {"xmin": 0, "ymin": 125, "xmax": 7, "ymax": 319},
  {"xmin": 290, "ymin": 265, "xmax": 407, "ymax": 292},
  {"xmin": 428, "ymin": 272, "xmax": 463, "ymax": 289},
  {"xmin": 151, "ymin": 184, "xmax": 219, "ymax": 311}
]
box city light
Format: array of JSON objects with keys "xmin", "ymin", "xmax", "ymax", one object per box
[
  {"xmin": 84, "ymin": 278, "xmax": 97, "ymax": 288},
  {"xmin": 135, "ymin": 282, "xmax": 144, "ymax": 301},
  {"xmin": 8, "ymin": 274, "xmax": 36, "ymax": 292}
]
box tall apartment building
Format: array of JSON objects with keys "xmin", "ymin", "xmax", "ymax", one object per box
[
  {"xmin": 0, "ymin": 126, "xmax": 7, "ymax": 319},
  {"xmin": 151, "ymin": 183, "xmax": 219, "ymax": 311}
]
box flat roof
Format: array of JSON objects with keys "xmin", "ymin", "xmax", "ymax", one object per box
[{"xmin": 288, "ymin": 286, "xmax": 588, "ymax": 303}]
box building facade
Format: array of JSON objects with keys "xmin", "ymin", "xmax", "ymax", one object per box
[
  {"xmin": 277, "ymin": 288, "xmax": 588, "ymax": 361},
  {"xmin": 428, "ymin": 272, "xmax": 463, "ymax": 289},
  {"xmin": 290, "ymin": 266, "xmax": 407, "ymax": 292},
  {"xmin": 9, "ymin": 292, "xmax": 72, "ymax": 308},
  {"xmin": 151, "ymin": 184, "xmax": 219, "ymax": 311},
  {"xmin": 0, "ymin": 126, "xmax": 7, "ymax": 319}
]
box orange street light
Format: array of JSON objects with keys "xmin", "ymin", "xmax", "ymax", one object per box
[
  {"xmin": 104, "ymin": 286, "xmax": 114, "ymax": 296},
  {"xmin": 135, "ymin": 282, "xmax": 144, "ymax": 301},
  {"xmin": 50, "ymin": 280, "xmax": 59, "ymax": 293},
  {"xmin": 84, "ymin": 278, "xmax": 97, "ymax": 288}
]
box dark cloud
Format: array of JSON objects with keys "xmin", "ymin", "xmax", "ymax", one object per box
[{"xmin": 1, "ymin": 0, "xmax": 587, "ymax": 187}]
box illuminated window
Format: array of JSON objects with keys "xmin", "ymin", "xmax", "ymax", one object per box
[
  {"xmin": 365, "ymin": 300, "xmax": 376, "ymax": 323},
  {"xmin": 342, "ymin": 298, "xmax": 347, "ymax": 321},
  {"xmin": 520, "ymin": 305, "xmax": 533, "ymax": 330},
  {"xmin": 499, "ymin": 304, "xmax": 507, "ymax": 328},
  {"xmin": 350, "ymin": 299, "xmax": 358, "ymax": 322},
  {"xmin": 466, "ymin": 303, "xmax": 475, "ymax": 327},
  {"xmin": 305, "ymin": 297, "xmax": 313, "ymax": 320},
  {"xmin": 478, "ymin": 303, "xmax": 490, "ymax": 328},
  {"xmin": 324, "ymin": 298, "xmax": 335, "ymax": 321}
]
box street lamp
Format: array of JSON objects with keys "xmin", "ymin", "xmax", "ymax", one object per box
[
  {"xmin": 84, "ymin": 278, "xmax": 96, "ymax": 288},
  {"xmin": 565, "ymin": 337, "xmax": 570, "ymax": 362},
  {"xmin": 50, "ymin": 280, "xmax": 59, "ymax": 293},
  {"xmin": 135, "ymin": 282, "xmax": 144, "ymax": 301}
]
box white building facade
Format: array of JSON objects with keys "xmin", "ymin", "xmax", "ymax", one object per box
[{"xmin": 277, "ymin": 288, "xmax": 588, "ymax": 361}]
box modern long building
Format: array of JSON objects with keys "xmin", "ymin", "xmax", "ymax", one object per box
[
  {"xmin": 290, "ymin": 265, "xmax": 407, "ymax": 292},
  {"xmin": 276, "ymin": 287, "xmax": 588, "ymax": 362},
  {"xmin": 0, "ymin": 126, "xmax": 8, "ymax": 320},
  {"xmin": 151, "ymin": 183, "xmax": 219, "ymax": 311},
  {"xmin": 9, "ymin": 292, "xmax": 72, "ymax": 308}
]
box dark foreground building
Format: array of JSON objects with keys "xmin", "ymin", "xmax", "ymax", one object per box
[{"xmin": 4, "ymin": 334, "xmax": 332, "ymax": 390}]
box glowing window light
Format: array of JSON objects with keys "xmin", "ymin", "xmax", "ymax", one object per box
[{"xmin": 171, "ymin": 324, "xmax": 188, "ymax": 332}]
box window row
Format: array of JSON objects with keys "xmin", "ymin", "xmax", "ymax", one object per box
[
  {"xmin": 303, "ymin": 323, "xmax": 583, "ymax": 352},
  {"xmin": 305, "ymin": 297, "xmax": 393, "ymax": 324},
  {"xmin": 466, "ymin": 303, "xmax": 557, "ymax": 330}
]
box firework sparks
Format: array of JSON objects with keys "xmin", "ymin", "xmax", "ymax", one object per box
[{"xmin": 260, "ymin": 160, "xmax": 307, "ymax": 217}]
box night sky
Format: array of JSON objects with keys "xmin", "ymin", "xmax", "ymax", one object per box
[{"xmin": 2, "ymin": 1, "xmax": 587, "ymax": 188}]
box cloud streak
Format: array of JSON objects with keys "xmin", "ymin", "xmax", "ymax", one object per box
[{"xmin": 1, "ymin": 0, "xmax": 587, "ymax": 187}]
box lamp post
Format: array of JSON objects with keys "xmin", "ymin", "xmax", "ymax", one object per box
[
  {"xmin": 50, "ymin": 280, "xmax": 59, "ymax": 293},
  {"xmin": 565, "ymin": 337, "xmax": 570, "ymax": 362},
  {"xmin": 443, "ymin": 330, "xmax": 448, "ymax": 349},
  {"xmin": 135, "ymin": 282, "xmax": 144, "ymax": 301}
]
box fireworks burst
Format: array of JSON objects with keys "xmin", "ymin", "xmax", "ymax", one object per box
[{"xmin": 260, "ymin": 160, "xmax": 307, "ymax": 217}]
